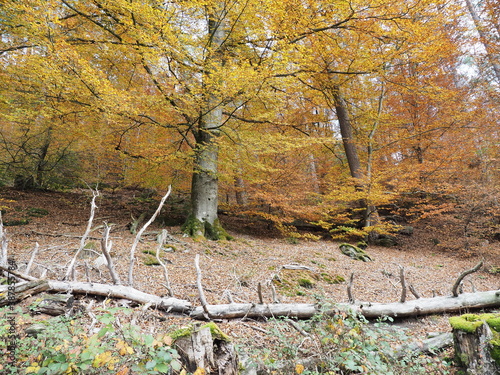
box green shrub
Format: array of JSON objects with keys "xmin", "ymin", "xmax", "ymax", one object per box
[
  {"xmin": 244, "ymin": 306, "xmax": 451, "ymax": 374},
  {"xmin": 0, "ymin": 306, "xmax": 182, "ymax": 374}
]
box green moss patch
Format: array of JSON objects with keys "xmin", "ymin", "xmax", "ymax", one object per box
[
  {"xmin": 449, "ymin": 314, "xmax": 486, "ymax": 333},
  {"xmin": 143, "ymin": 255, "xmax": 160, "ymax": 266},
  {"xmin": 320, "ymin": 273, "xmax": 345, "ymax": 284},
  {"xmin": 171, "ymin": 322, "xmax": 230, "ymax": 342},
  {"xmin": 450, "ymin": 313, "xmax": 500, "ymax": 366},
  {"xmin": 339, "ymin": 243, "xmax": 373, "ymax": 262},
  {"xmin": 182, "ymin": 215, "xmax": 233, "ymax": 241}
]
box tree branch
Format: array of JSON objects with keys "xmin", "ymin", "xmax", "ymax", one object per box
[{"xmin": 452, "ymin": 261, "xmax": 483, "ymax": 297}]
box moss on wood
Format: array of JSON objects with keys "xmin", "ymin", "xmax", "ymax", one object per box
[
  {"xmin": 182, "ymin": 215, "xmax": 232, "ymax": 241},
  {"xmin": 170, "ymin": 322, "xmax": 230, "ymax": 342},
  {"xmin": 450, "ymin": 313, "xmax": 500, "ymax": 366}
]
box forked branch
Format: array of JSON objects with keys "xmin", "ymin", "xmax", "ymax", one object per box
[
  {"xmin": 127, "ymin": 186, "xmax": 172, "ymax": 286},
  {"xmin": 452, "ymin": 260, "xmax": 483, "ymax": 297}
]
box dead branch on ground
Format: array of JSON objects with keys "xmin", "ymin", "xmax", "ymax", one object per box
[
  {"xmin": 101, "ymin": 223, "xmax": 121, "ymax": 285},
  {"xmin": 452, "ymin": 260, "xmax": 483, "ymax": 297},
  {"xmin": 156, "ymin": 229, "xmax": 173, "ymax": 297},
  {"xmin": 64, "ymin": 189, "xmax": 99, "ymax": 281},
  {"xmin": 128, "ymin": 186, "xmax": 171, "ymax": 286}
]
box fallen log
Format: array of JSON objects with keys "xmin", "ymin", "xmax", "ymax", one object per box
[
  {"xmin": 190, "ymin": 290, "xmax": 500, "ymax": 320},
  {"xmin": 0, "ymin": 280, "xmax": 50, "ymax": 306},
  {"xmin": 46, "ymin": 280, "xmax": 191, "ymax": 313},
  {"xmin": 356, "ymin": 290, "xmax": 500, "ymax": 319},
  {"xmin": 190, "ymin": 303, "xmax": 318, "ymax": 320},
  {"xmin": 1, "ymin": 279, "xmax": 191, "ymax": 313}
]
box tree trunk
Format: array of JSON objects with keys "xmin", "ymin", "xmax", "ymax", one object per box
[
  {"xmin": 186, "ymin": 3, "xmax": 230, "ymax": 240},
  {"xmin": 332, "ymin": 87, "xmax": 362, "ymax": 180},
  {"xmin": 464, "ymin": 0, "xmax": 500, "ymax": 83}
]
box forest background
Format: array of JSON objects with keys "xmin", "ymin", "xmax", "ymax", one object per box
[{"xmin": 0, "ymin": 0, "xmax": 499, "ymax": 242}]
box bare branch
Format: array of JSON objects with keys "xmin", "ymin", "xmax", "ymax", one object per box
[
  {"xmin": 0, "ymin": 265, "xmax": 37, "ymax": 281},
  {"xmin": 25, "ymin": 242, "xmax": 39, "ymax": 276},
  {"xmin": 64, "ymin": 189, "xmax": 99, "ymax": 281},
  {"xmin": 195, "ymin": 254, "xmax": 210, "ymax": 319},
  {"xmin": 409, "ymin": 283, "xmax": 421, "ymax": 299},
  {"xmin": 347, "ymin": 272, "xmax": 355, "ymax": 304},
  {"xmin": 156, "ymin": 229, "xmax": 173, "ymax": 297},
  {"xmin": 101, "ymin": 223, "xmax": 121, "ymax": 285},
  {"xmin": 0, "ymin": 212, "xmax": 8, "ymax": 268},
  {"xmin": 452, "ymin": 261, "xmax": 483, "ymax": 297},
  {"xmin": 399, "ymin": 265, "xmax": 407, "ymax": 303},
  {"xmin": 257, "ymin": 282, "xmax": 263, "ymax": 304},
  {"xmin": 128, "ymin": 186, "xmax": 172, "ymax": 286}
]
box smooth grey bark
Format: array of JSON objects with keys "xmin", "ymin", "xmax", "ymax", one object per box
[
  {"xmin": 464, "ymin": 0, "xmax": 500, "ymax": 83},
  {"xmin": 187, "ymin": 5, "xmax": 228, "ymax": 239}
]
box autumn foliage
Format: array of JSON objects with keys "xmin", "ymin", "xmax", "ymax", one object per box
[{"xmin": 0, "ymin": 0, "xmax": 498, "ymax": 240}]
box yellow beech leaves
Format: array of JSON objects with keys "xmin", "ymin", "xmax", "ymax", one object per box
[{"xmin": 0, "ymin": 0, "xmax": 498, "ymax": 235}]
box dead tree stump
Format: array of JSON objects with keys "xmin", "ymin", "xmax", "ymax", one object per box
[
  {"xmin": 450, "ymin": 313, "xmax": 500, "ymax": 374},
  {"xmin": 174, "ymin": 323, "xmax": 239, "ymax": 375}
]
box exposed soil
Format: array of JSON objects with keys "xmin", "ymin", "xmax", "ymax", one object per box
[{"xmin": 2, "ymin": 187, "xmax": 500, "ymax": 373}]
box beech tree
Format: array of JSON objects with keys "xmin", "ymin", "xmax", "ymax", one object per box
[{"xmin": 1, "ymin": 0, "xmax": 498, "ymax": 240}]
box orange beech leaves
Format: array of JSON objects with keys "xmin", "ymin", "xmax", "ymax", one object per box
[{"xmin": 0, "ymin": 0, "xmax": 498, "ymax": 238}]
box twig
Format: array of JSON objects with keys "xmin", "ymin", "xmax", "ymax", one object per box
[
  {"xmin": 0, "ymin": 265, "xmax": 37, "ymax": 281},
  {"xmin": 286, "ymin": 318, "xmax": 309, "ymax": 336},
  {"xmin": 257, "ymin": 282, "xmax": 263, "ymax": 304},
  {"xmin": 195, "ymin": 254, "xmax": 210, "ymax": 319},
  {"xmin": 347, "ymin": 272, "xmax": 355, "ymax": 304},
  {"xmin": 452, "ymin": 261, "xmax": 483, "ymax": 297},
  {"xmin": 399, "ymin": 265, "xmax": 407, "ymax": 303},
  {"xmin": 156, "ymin": 229, "xmax": 173, "ymax": 297},
  {"xmin": 30, "ymin": 230, "xmax": 101, "ymax": 240},
  {"xmin": 25, "ymin": 242, "xmax": 39, "ymax": 276},
  {"xmin": 128, "ymin": 186, "xmax": 171, "ymax": 286},
  {"xmin": 469, "ymin": 279, "xmax": 477, "ymax": 293},
  {"xmin": 271, "ymin": 283, "xmax": 280, "ymax": 303},
  {"xmin": 84, "ymin": 261, "xmax": 91, "ymax": 282},
  {"xmin": 64, "ymin": 189, "xmax": 99, "ymax": 281},
  {"xmin": 242, "ymin": 322, "xmax": 268, "ymax": 334},
  {"xmin": 409, "ymin": 283, "xmax": 421, "ymax": 299},
  {"xmin": 223, "ymin": 290, "xmax": 235, "ymax": 303},
  {"xmin": 101, "ymin": 223, "xmax": 121, "ymax": 285}
]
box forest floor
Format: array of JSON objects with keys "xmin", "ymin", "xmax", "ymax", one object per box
[{"xmin": 1, "ymin": 187, "xmax": 500, "ymax": 374}]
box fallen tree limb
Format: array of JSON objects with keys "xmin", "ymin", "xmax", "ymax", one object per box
[
  {"xmin": 356, "ymin": 290, "xmax": 500, "ymax": 319},
  {"xmin": 0, "ymin": 280, "xmax": 50, "ymax": 306},
  {"xmin": 190, "ymin": 303, "xmax": 318, "ymax": 320},
  {"xmin": 190, "ymin": 290, "xmax": 500, "ymax": 320},
  {"xmin": 396, "ymin": 332, "xmax": 453, "ymax": 358},
  {"xmin": 47, "ymin": 280, "xmax": 191, "ymax": 313},
  {"xmin": 0, "ymin": 279, "xmax": 191, "ymax": 313}
]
